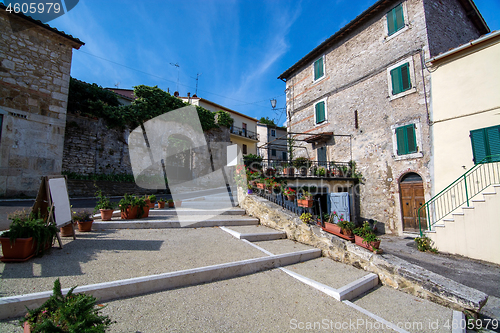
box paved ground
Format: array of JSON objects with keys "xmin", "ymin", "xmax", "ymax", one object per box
[{"xmin": 0, "ymin": 224, "xmax": 456, "ymax": 332}]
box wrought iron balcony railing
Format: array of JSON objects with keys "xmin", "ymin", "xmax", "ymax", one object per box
[{"xmin": 230, "ymin": 126, "xmax": 258, "ymax": 140}]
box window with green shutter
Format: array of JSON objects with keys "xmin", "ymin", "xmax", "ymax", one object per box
[
  {"xmin": 396, "ymin": 124, "xmax": 417, "ymax": 155},
  {"xmin": 315, "ymin": 101, "xmax": 326, "ymax": 124},
  {"xmin": 390, "ymin": 62, "xmax": 412, "ymax": 95},
  {"xmin": 470, "ymin": 125, "xmax": 500, "ymax": 164},
  {"xmin": 387, "ymin": 4, "xmax": 405, "ymax": 36},
  {"xmin": 314, "ymin": 57, "xmax": 324, "ymax": 81}
]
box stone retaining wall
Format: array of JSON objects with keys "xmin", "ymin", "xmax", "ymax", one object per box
[
  {"xmin": 67, "ymin": 179, "xmax": 165, "ymax": 197},
  {"xmin": 238, "ymin": 190, "xmax": 488, "ymax": 313}
]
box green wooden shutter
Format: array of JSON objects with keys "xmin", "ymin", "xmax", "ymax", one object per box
[
  {"xmin": 401, "ymin": 63, "xmax": 411, "ymax": 91},
  {"xmin": 396, "ymin": 126, "xmax": 406, "ymax": 155},
  {"xmin": 391, "ymin": 63, "xmax": 411, "ymax": 95},
  {"xmin": 387, "ymin": 4, "xmax": 404, "ymax": 36},
  {"xmin": 390, "ymin": 67, "xmax": 401, "ymax": 95},
  {"xmin": 470, "ymin": 128, "xmax": 487, "ymax": 164},
  {"xmin": 315, "ymin": 101, "xmax": 325, "ymax": 123},
  {"xmin": 406, "ymin": 124, "xmax": 417, "ymax": 153},
  {"xmin": 314, "ymin": 57, "xmax": 324, "ymax": 80},
  {"xmin": 486, "ymin": 126, "xmax": 500, "ymax": 162}
]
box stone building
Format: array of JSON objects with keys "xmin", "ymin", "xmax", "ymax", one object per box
[
  {"xmin": 277, "ymin": 0, "xmax": 489, "ymax": 234},
  {"xmin": 0, "ymin": 6, "xmax": 84, "ymax": 196},
  {"xmin": 257, "ymin": 123, "xmax": 287, "ymax": 162}
]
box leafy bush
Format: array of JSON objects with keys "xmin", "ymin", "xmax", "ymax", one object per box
[
  {"xmin": 22, "ymin": 279, "xmax": 114, "ymax": 332},
  {"xmin": 300, "ymin": 213, "xmax": 313, "ymax": 224},
  {"xmin": 94, "ymin": 189, "xmax": 116, "ymax": 212},
  {"xmin": 414, "ymin": 236, "xmax": 438, "ymax": 253},
  {"xmin": 215, "ymin": 110, "xmax": 234, "ymax": 128}
]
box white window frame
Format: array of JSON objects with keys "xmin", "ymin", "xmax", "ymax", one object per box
[
  {"xmin": 271, "ymin": 129, "xmax": 276, "ymax": 137},
  {"xmin": 383, "ymin": 2, "xmax": 409, "ymax": 41},
  {"xmin": 314, "ymin": 98, "xmax": 328, "ymax": 125},
  {"xmin": 390, "ymin": 120, "xmax": 423, "ymax": 160},
  {"xmin": 312, "ymin": 55, "xmax": 326, "ymax": 83},
  {"xmin": 387, "ymin": 56, "xmax": 417, "ymax": 100}
]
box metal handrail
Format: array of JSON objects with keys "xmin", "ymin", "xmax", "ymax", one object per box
[
  {"xmin": 418, "ymin": 154, "xmax": 500, "ymax": 236},
  {"xmin": 230, "ymin": 125, "xmax": 258, "ymax": 140}
]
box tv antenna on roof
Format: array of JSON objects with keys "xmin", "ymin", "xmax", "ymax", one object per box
[
  {"xmin": 114, "ymin": 82, "xmax": 120, "ymax": 88},
  {"xmin": 170, "ymin": 62, "xmax": 180, "ymax": 92},
  {"xmin": 190, "ymin": 73, "xmax": 202, "ymax": 96}
]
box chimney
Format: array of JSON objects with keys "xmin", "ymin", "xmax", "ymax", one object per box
[
  {"xmin": 187, "ymin": 92, "xmax": 191, "ymax": 103},
  {"xmin": 174, "ymin": 91, "xmax": 179, "ymax": 97}
]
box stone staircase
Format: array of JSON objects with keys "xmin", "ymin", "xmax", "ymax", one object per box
[{"xmin": 426, "ymin": 184, "xmax": 500, "ymax": 265}]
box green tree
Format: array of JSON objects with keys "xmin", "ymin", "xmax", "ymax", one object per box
[{"xmin": 259, "ymin": 117, "xmax": 277, "ymax": 127}]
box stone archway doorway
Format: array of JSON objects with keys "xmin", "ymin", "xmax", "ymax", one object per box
[{"xmin": 399, "ymin": 172, "xmax": 427, "ymax": 232}]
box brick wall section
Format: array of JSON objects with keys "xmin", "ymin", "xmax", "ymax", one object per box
[
  {"xmin": 0, "ymin": 11, "xmax": 82, "ymax": 196},
  {"xmin": 423, "ymin": 0, "xmax": 482, "ymax": 57},
  {"xmin": 282, "ymin": 0, "xmax": 482, "ymax": 234}
]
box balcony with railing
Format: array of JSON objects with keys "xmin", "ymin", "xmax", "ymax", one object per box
[
  {"xmin": 253, "ymin": 159, "xmax": 358, "ymax": 179},
  {"xmin": 230, "ymin": 126, "xmax": 258, "ymax": 141}
]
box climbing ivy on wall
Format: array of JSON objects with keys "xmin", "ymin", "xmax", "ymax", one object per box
[{"xmin": 67, "ymin": 78, "xmax": 230, "ymax": 132}]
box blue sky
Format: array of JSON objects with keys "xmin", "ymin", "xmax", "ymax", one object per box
[{"xmin": 40, "ymin": 0, "xmax": 500, "ymax": 125}]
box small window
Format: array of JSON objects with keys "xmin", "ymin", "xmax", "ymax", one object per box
[
  {"xmin": 282, "ymin": 152, "xmax": 287, "ymax": 160},
  {"xmin": 242, "ymin": 144, "xmax": 247, "ymax": 155},
  {"xmin": 390, "ymin": 63, "xmax": 412, "ymax": 95},
  {"xmin": 314, "ymin": 56, "xmax": 324, "ymax": 81},
  {"xmin": 396, "ymin": 124, "xmax": 417, "ymax": 155},
  {"xmin": 387, "ymin": 3, "xmax": 405, "ymax": 36},
  {"xmin": 315, "ymin": 101, "xmax": 326, "ymax": 124},
  {"xmin": 242, "ymin": 123, "xmax": 247, "ymax": 137},
  {"xmin": 470, "ymin": 125, "xmax": 500, "ymax": 164},
  {"xmin": 271, "ymin": 149, "xmax": 276, "ymax": 156},
  {"xmin": 271, "ymin": 129, "xmax": 276, "ymax": 137}
]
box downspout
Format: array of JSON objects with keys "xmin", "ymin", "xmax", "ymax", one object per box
[{"xmin": 420, "ymin": 49, "xmax": 431, "ymax": 126}]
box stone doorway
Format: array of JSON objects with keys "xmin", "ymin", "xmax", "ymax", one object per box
[{"xmin": 399, "ymin": 172, "xmax": 427, "ymax": 232}]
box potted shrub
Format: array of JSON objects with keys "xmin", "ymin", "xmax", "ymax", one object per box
[
  {"xmin": 119, "ymin": 194, "xmax": 137, "ymax": 220},
  {"xmin": 148, "ymin": 194, "xmax": 156, "ymax": 209},
  {"xmin": 354, "ymin": 222, "xmax": 381, "ymax": 252},
  {"xmin": 322, "ymin": 213, "xmax": 341, "ymax": 234},
  {"xmin": 133, "ymin": 196, "xmax": 149, "ymax": 218},
  {"xmin": 22, "ymin": 278, "xmax": 114, "ymax": 332},
  {"xmin": 299, "ymin": 212, "xmax": 313, "ymax": 224},
  {"xmin": 297, "ymin": 191, "xmax": 313, "ymax": 208},
  {"xmin": 158, "ymin": 198, "xmax": 166, "ymax": 209},
  {"xmin": 315, "ymin": 167, "xmax": 327, "ymax": 177},
  {"xmin": 283, "ymin": 163, "xmax": 295, "ymax": 176},
  {"xmin": 73, "ymin": 210, "xmax": 93, "ymax": 232},
  {"xmin": 0, "ymin": 211, "xmax": 57, "ymax": 262},
  {"xmin": 94, "ymin": 189, "xmax": 115, "ymax": 221},
  {"xmin": 293, "ymin": 157, "xmax": 310, "ymax": 176},
  {"xmin": 167, "ymin": 199, "xmax": 175, "ymax": 208},
  {"xmin": 283, "ymin": 187, "xmax": 296, "ymax": 201}
]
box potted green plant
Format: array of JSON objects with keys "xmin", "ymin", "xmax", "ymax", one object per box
[
  {"xmin": 0, "ymin": 211, "xmax": 58, "ymax": 262},
  {"xmin": 22, "ymin": 278, "xmax": 114, "ymax": 332},
  {"xmin": 297, "ymin": 191, "xmax": 313, "ymax": 208},
  {"xmin": 119, "ymin": 194, "xmax": 137, "ymax": 219},
  {"xmin": 133, "ymin": 196, "xmax": 149, "ymax": 218},
  {"xmin": 315, "ymin": 167, "xmax": 327, "ymax": 177},
  {"xmin": 72, "ymin": 210, "xmax": 93, "ymax": 232},
  {"xmin": 353, "ymin": 222, "xmax": 381, "ymax": 252},
  {"xmin": 158, "ymin": 198, "xmax": 166, "ymax": 209},
  {"xmin": 167, "ymin": 199, "xmax": 175, "ymax": 208},
  {"xmin": 293, "ymin": 157, "xmax": 310, "ymax": 176},
  {"xmin": 94, "ymin": 189, "xmax": 115, "ymax": 221},
  {"xmin": 148, "ymin": 194, "xmax": 157, "ymax": 209},
  {"xmin": 299, "ymin": 212, "xmax": 313, "ymax": 224}
]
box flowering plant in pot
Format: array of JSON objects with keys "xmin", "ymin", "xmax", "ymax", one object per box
[
  {"xmin": 283, "ymin": 187, "xmax": 296, "ymax": 201},
  {"xmin": 94, "ymin": 189, "xmax": 115, "ymax": 221},
  {"xmin": 0, "ymin": 210, "xmax": 57, "ymax": 262},
  {"xmin": 72, "ymin": 210, "xmax": 93, "ymax": 232},
  {"xmin": 297, "ymin": 191, "xmax": 313, "ymax": 208},
  {"xmin": 299, "ymin": 212, "xmax": 313, "ymax": 224},
  {"xmin": 21, "ymin": 278, "xmax": 114, "ymax": 332}
]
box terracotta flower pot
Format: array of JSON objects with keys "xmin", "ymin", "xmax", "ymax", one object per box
[
  {"xmin": 354, "ymin": 235, "xmax": 381, "ymax": 251},
  {"xmin": 99, "ymin": 209, "xmax": 114, "ymax": 221},
  {"xmin": 297, "ymin": 199, "xmax": 313, "ymax": 208},
  {"xmin": 23, "ymin": 321, "xmax": 30, "ymax": 333},
  {"xmin": 168, "ymin": 201, "xmax": 174, "ymax": 208},
  {"xmin": 342, "ymin": 228, "xmax": 354, "ymax": 237},
  {"xmin": 158, "ymin": 201, "xmax": 166, "ymax": 209},
  {"xmin": 60, "ymin": 224, "xmax": 74, "ymax": 237},
  {"xmin": 323, "ymin": 222, "xmax": 341, "ymax": 234},
  {"xmin": 77, "ymin": 220, "xmax": 93, "ymax": 232},
  {"xmin": 148, "ymin": 202, "xmax": 155, "ymax": 209},
  {"xmin": 141, "ymin": 205, "xmax": 150, "ymax": 218},
  {"xmin": 120, "ymin": 205, "xmax": 137, "ymax": 219},
  {"xmin": 0, "ymin": 237, "xmax": 36, "ymax": 262},
  {"xmin": 286, "ymin": 195, "xmax": 296, "ymax": 201}
]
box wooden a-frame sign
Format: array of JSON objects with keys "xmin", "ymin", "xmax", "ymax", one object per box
[{"xmin": 32, "ymin": 175, "xmax": 75, "ymax": 248}]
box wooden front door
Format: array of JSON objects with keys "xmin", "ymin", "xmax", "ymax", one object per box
[{"xmin": 400, "ymin": 181, "xmax": 427, "ymax": 232}]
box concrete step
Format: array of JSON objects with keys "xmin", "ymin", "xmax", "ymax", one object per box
[
  {"xmin": 220, "ymin": 225, "xmax": 287, "ymax": 241},
  {"xmin": 148, "ymin": 208, "xmax": 246, "ymax": 216},
  {"xmin": 93, "ymin": 216, "xmax": 259, "ymax": 229}
]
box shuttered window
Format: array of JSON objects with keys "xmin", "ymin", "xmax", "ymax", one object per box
[
  {"xmin": 271, "ymin": 149, "xmax": 276, "ymax": 156},
  {"xmin": 470, "ymin": 125, "xmax": 500, "ymax": 164},
  {"xmin": 396, "ymin": 124, "xmax": 417, "ymax": 155},
  {"xmin": 387, "ymin": 4, "xmax": 405, "ymax": 36},
  {"xmin": 314, "ymin": 57, "xmax": 324, "ymax": 81},
  {"xmin": 315, "ymin": 101, "xmax": 326, "ymax": 124},
  {"xmin": 390, "ymin": 62, "xmax": 412, "ymax": 95},
  {"xmin": 242, "ymin": 144, "xmax": 247, "ymax": 155}
]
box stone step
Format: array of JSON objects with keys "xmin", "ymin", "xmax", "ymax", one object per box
[
  {"xmin": 93, "ymin": 216, "xmax": 259, "ymax": 229},
  {"xmin": 148, "ymin": 208, "xmax": 246, "ymax": 216},
  {"xmin": 220, "ymin": 225, "xmax": 287, "ymax": 241}
]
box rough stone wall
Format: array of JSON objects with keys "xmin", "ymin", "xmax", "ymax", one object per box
[
  {"xmin": 0, "ymin": 11, "xmax": 81, "ymax": 196},
  {"xmin": 62, "ymin": 114, "xmax": 132, "ymax": 175},
  {"xmin": 284, "ymin": 0, "xmax": 442, "ymax": 234},
  {"xmin": 67, "ymin": 179, "xmax": 162, "ymax": 197},
  {"xmin": 239, "ymin": 191, "xmax": 488, "ymax": 313},
  {"xmin": 423, "ymin": 0, "xmax": 482, "ymax": 57}
]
